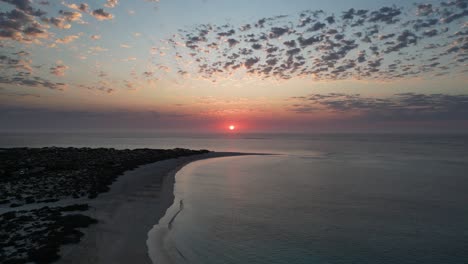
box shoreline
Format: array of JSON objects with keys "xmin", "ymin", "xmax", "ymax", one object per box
[{"xmin": 57, "ymin": 152, "xmax": 256, "ymax": 264}]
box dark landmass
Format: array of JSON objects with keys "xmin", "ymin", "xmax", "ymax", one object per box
[
  {"xmin": 0, "ymin": 147, "xmax": 210, "ymax": 206},
  {"xmin": 0, "ymin": 147, "xmax": 210, "ymax": 264},
  {"xmin": 1, "ymin": 204, "xmax": 96, "ymax": 264}
]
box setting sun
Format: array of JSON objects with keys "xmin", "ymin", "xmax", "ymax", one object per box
[{"xmin": 229, "ymin": 125, "xmax": 235, "ymax": 131}]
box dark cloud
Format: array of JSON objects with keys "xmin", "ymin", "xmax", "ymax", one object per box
[
  {"xmin": 0, "ymin": 75, "xmax": 66, "ymax": 90},
  {"xmin": 1, "ymin": 92, "xmax": 40, "ymax": 98},
  {"xmin": 269, "ymin": 27, "xmax": 289, "ymax": 38},
  {"xmin": 384, "ymin": 30, "xmax": 418, "ymax": 53},
  {"xmin": 92, "ymin": 8, "xmax": 114, "ymax": 20},
  {"xmin": 78, "ymin": 3, "xmax": 89, "ymax": 13},
  {"xmin": 283, "ymin": 40, "xmax": 296, "ymax": 48},
  {"xmin": 41, "ymin": 16, "xmax": 70, "ymax": 29},
  {"xmin": 0, "ymin": 0, "xmax": 90, "ymax": 44},
  {"xmin": 244, "ymin": 57, "xmax": 260, "ymax": 69},
  {"xmin": 325, "ymin": 16, "xmax": 335, "ymax": 24},
  {"xmin": 441, "ymin": 0, "xmax": 468, "ymax": 9},
  {"xmin": 218, "ymin": 29, "xmax": 235, "ymax": 37},
  {"xmin": 367, "ymin": 6, "xmax": 402, "ymax": 24},
  {"xmin": 288, "ymin": 93, "xmax": 468, "ymax": 121},
  {"xmin": 0, "ymin": 52, "xmax": 33, "ymax": 74},
  {"xmin": 298, "ymin": 35, "xmax": 322, "ymax": 47},
  {"xmin": 227, "ymin": 38, "xmax": 239, "ymax": 47},
  {"xmin": 58, "ymin": 10, "xmax": 82, "ymax": 22},
  {"xmin": 251, "ymin": 43, "xmax": 262, "ymax": 50},
  {"xmin": 1, "ymin": 52, "xmax": 66, "ymax": 90},
  {"xmin": 0, "ymin": 0, "xmax": 46, "ymax": 16},
  {"xmin": 423, "ymin": 29, "xmax": 438, "ymax": 37},
  {"xmin": 49, "ymin": 64, "xmax": 69, "ymax": 77},
  {"xmin": 78, "ymin": 84, "xmax": 114, "ymax": 94},
  {"xmin": 416, "ymin": 4, "xmax": 434, "ymax": 16},
  {"xmin": 441, "ymin": 9, "xmax": 468, "ymax": 23},
  {"xmin": 0, "ymin": 8, "xmax": 49, "ymax": 42},
  {"xmin": 308, "ymin": 22, "xmax": 326, "ymax": 32}
]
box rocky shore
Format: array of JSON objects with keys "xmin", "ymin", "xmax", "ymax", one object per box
[{"xmin": 0, "ymin": 147, "xmax": 209, "ymax": 264}]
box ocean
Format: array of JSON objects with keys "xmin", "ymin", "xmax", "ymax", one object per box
[{"xmin": 2, "ymin": 132, "xmax": 468, "ymax": 264}]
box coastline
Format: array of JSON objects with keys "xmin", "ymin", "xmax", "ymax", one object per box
[{"xmin": 57, "ymin": 152, "xmax": 254, "ymax": 264}]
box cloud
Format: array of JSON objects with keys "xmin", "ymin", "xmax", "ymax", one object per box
[
  {"xmin": 55, "ymin": 34, "xmax": 80, "ymax": 44},
  {"xmin": 90, "ymin": 34, "xmax": 101, "ymax": 40},
  {"xmin": 0, "ymin": 8, "xmax": 50, "ymax": 42},
  {"xmin": 58, "ymin": 10, "xmax": 82, "ymax": 22},
  {"xmin": 89, "ymin": 46, "xmax": 108, "ymax": 52},
  {"xmin": 288, "ymin": 93, "xmax": 468, "ymax": 121},
  {"xmin": 367, "ymin": 6, "xmax": 401, "ymax": 24},
  {"xmin": 0, "ymin": 75, "xmax": 67, "ymax": 90},
  {"xmin": 1, "ymin": 92, "xmax": 41, "ymax": 98},
  {"xmin": 50, "ymin": 63, "xmax": 69, "ymax": 76},
  {"xmin": 157, "ymin": 1, "xmax": 468, "ymax": 82},
  {"xmin": 42, "ymin": 16, "xmax": 71, "ymax": 29},
  {"xmin": 92, "ymin": 8, "xmax": 114, "ymax": 20},
  {"xmin": 121, "ymin": 57, "xmax": 137, "ymax": 61},
  {"xmin": 269, "ymin": 27, "xmax": 290, "ymax": 38},
  {"xmin": 22, "ymin": 24, "xmax": 48, "ymax": 38},
  {"xmin": 441, "ymin": 9, "xmax": 468, "ymax": 24},
  {"xmin": 227, "ymin": 38, "xmax": 239, "ymax": 47},
  {"xmin": 0, "ymin": 0, "xmax": 46, "ymax": 16},
  {"xmin": 0, "ymin": 53, "xmax": 33, "ymax": 73},
  {"xmin": 78, "ymin": 83, "xmax": 114, "ymax": 94},
  {"xmin": 79, "ymin": 3, "xmax": 89, "ymax": 12},
  {"xmin": 416, "ymin": 4, "xmax": 434, "ymax": 16},
  {"xmin": 105, "ymin": 0, "xmax": 118, "ymax": 8}
]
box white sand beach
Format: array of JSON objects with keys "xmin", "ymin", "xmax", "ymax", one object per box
[{"xmin": 57, "ymin": 152, "xmax": 249, "ymax": 264}]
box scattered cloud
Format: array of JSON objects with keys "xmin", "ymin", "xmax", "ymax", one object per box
[
  {"xmin": 78, "ymin": 83, "xmax": 115, "ymax": 94},
  {"xmin": 158, "ymin": 2, "xmax": 468, "ymax": 82},
  {"xmin": 50, "ymin": 63, "xmax": 69, "ymax": 76},
  {"xmin": 0, "ymin": 7, "xmax": 50, "ymax": 43},
  {"xmin": 0, "ymin": 53, "xmax": 33, "ymax": 73},
  {"xmin": 0, "ymin": 75, "xmax": 67, "ymax": 90}
]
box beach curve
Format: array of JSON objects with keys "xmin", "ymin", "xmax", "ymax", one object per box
[{"xmin": 56, "ymin": 152, "xmax": 259, "ymax": 264}]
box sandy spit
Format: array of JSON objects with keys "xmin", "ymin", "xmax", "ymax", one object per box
[{"xmin": 57, "ymin": 152, "xmax": 253, "ymax": 264}]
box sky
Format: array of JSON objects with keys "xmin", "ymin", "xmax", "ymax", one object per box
[{"xmin": 0, "ymin": 0, "xmax": 467, "ymax": 133}]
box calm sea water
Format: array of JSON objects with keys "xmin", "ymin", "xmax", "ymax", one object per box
[{"xmin": 2, "ymin": 132, "xmax": 468, "ymax": 263}]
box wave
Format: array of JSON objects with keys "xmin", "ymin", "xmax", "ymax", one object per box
[
  {"xmin": 147, "ymin": 199, "xmax": 187, "ymax": 264},
  {"xmin": 168, "ymin": 200, "xmax": 184, "ymax": 230}
]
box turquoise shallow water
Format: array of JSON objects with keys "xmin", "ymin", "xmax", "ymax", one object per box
[
  {"xmin": 2, "ymin": 132, "xmax": 468, "ymax": 263},
  {"xmin": 146, "ymin": 135, "xmax": 468, "ymax": 264}
]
